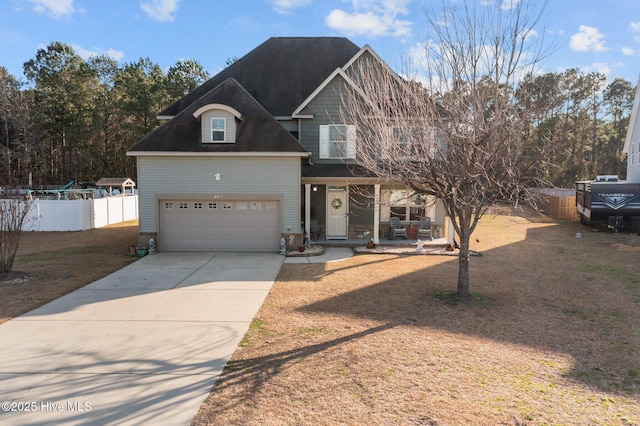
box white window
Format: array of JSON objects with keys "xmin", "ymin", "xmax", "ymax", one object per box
[
  {"xmin": 164, "ymin": 202, "xmax": 174, "ymax": 209},
  {"xmin": 382, "ymin": 126, "xmax": 445, "ymax": 161},
  {"xmin": 212, "ymin": 117, "xmax": 226, "ymax": 142},
  {"xmin": 222, "ymin": 202, "xmax": 233, "ymax": 210},
  {"xmin": 193, "ymin": 202, "xmax": 203, "ymax": 209},
  {"xmin": 319, "ymin": 124, "xmax": 356, "ymax": 159},
  {"xmin": 381, "ymin": 127, "xmax": 413, "ymax": 159},
  {"xmin": 208, "ymin": 202, "xmax": 218, "ymax": 209},
  {"xmin": 380, "ymin": 189, "xmax": 430, "ymax": 222},
  {"xmin": 179, "ymin": 202, "xmax": 188, "ymax": 209}
]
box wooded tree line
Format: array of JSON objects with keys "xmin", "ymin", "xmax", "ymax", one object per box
[
  {"xmin": 0, "ymin": 42, "xmax": 209, "ymax": 186},
  {"xmin": 0, "ymin": 41, "xmax": 636, "ymax": 188}
]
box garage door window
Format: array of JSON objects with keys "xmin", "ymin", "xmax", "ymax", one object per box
[
  {"xmin": 179, "ymin": 202, "xmax": 188, "ymax": 209},
  {"xmin": 164, "ymin": 202, "xmax": 174, "ymax": 209},
  {"xmin": 208, "ymin": 202, "xmax": 218, "ymax": 209},
  {"xmin": 222, "ymin": 202, "xmax": 233, "ymax": 210}
]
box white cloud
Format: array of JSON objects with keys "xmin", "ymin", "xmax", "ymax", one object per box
[
  {"xmin": 584, "ymin": 62, "xmax": 611, "ymax": 77},
  {"xmin": 24, "ymin": 0, "xmax": 74, "ymax": 18},
  {"xmin": 72, "ymin": 44, "xmax": 125, "ymax": 62},
  {"xmin": 629, "ymin": 22, "xmax": 640, "ymax": 43},
  {"xmin": 629, "ymin": 22, "xmax": 640, "ymax": 32},
  {"xmin": 521, "ymin": 28, "xmax": 538, "ymax": 42},
  {"xmin": 569, "ymin": 25, "xmax": 608, "ymax": 53},
  {"xmin": 140, "ymin": 0, "xmax": 181, "ymax": 22},
  {"xmin": 480, "ymin": 0, "xmax": 522, "ymax": 11},
  {"xmin": 325, "ymin": 0, "xmax": 412, "ymax": 38},
  {"xmin": 269, "ymin": 0, "xmax": 311, "ymax": 15},
  {"xmin": 622, "ymin": 47, "xmax": 635, "ymax": 56}
]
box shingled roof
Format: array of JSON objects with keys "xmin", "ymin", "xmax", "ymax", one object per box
[
  {"xmin": 128, "ymin": 77, "xmax": 308, "ymax": 154},
  {"xmin": 159, "ymin": 37, "xmax": 361, "ymax": 118}
]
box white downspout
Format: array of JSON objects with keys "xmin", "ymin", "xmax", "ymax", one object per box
[{"xmin": 373, "ymin": 184, "xmax": 380, "ymax": 244}]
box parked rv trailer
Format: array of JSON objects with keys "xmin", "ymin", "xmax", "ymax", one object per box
[{"xmin": 576, "ymin": 176, "xmax": 640, "ymax": 228}]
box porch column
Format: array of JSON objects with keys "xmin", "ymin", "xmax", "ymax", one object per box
[
  {"xmin": 304, "ymin": 184, "xmax": 311, "ymax": 238},
  {"xmin": 373, "ymin": 184, "xmax": 380, "ymax": 244}
]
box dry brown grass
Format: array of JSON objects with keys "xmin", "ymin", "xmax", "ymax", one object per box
[
  {"xmin": 0, "ymin": 221, "xmax": 139, "ymax": 324},
  {"xmin": 194, "ymin": 209, "xmax": 640, "ymax": 426}
]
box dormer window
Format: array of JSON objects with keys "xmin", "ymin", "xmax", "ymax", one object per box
[
  {"xmin": 212, "ymin": 117, "xmax": 226, "ymax": 142},
  {"xmin": 192, "ymin": 103, "xmax": 244, "ymax": 144}
]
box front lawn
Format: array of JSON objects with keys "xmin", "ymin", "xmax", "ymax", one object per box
[{"xmin": 194, "ymin": 209, "xmax": 640, "ymax": 425}]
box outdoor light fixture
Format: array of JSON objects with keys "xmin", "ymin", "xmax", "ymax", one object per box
[
  {"xmin": 215, "ymin": 173, "xmax": 221, "ymax": 181},
  {"xmin": 312, "ymin": 185, "xmax": 317, "ymax": 192}
]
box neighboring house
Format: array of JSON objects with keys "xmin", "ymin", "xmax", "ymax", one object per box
[
  {"xmin": 624, "ymin": 75, "xmax": 640, "ymax": 182},
  {"xmin": 127, "ymin": 37, "xmax": 446, "ymax": 252}
]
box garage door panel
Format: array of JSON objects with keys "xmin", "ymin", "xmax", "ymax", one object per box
[{"xmin": 160, "ymin": 200, "xmax": 280, "ymax": 252}]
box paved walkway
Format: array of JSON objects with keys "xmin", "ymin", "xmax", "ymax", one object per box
[
  {"xmin": 0, "ymin": 252, "xmax": 284, "ymax": 426},
  {"xmin": 284, "ymin": 247, "xmax": 354, "ymax": 264}
]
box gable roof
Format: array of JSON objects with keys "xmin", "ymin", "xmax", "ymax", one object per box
[
  {"xmin": 159, "ymin": 37, "xmax": 361, "ymax": 118},
  {"xmin": 127, "ymin": 77, "xmax": 308, "ymax": 155}
]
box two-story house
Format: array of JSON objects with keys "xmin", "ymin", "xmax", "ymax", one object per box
[{"xmin": 127, "ymin": 37, "xmax": 446, "ymax": 252}]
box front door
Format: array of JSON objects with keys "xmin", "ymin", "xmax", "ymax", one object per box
[{"xmin": 327, "ymin": 186, "xmax": 348, "ymax": 239}]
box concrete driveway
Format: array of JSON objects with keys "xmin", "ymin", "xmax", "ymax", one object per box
[{"xmin": 0, "ymin": 252, "xmax": 284, "ymax": 426}]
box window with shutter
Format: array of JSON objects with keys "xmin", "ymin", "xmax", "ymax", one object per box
[{"xmin": 319, "ymin": 124, "xmax": 356, "ymax": 159}]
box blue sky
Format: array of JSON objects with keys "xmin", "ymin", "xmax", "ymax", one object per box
[{"xmin": 2, "ymin": 0, "xmax": 640, "ymax": 85}]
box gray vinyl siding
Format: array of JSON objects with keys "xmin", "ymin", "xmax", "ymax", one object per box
[
  {"xmin": 298, "ymin": 77, "xmax": 351, "ymax": 165},
  {"xmin": 202, "ymin": 110, "xmax": 236, "ymax": 144},
  {"xmin": 278, "ymin": 119, "xmax": 298, "ymax": 133},
  {"xmin": 348, "ymin": 186, "xmax": 374, "ymax": 226},
  {"xmin": 310, "ymin": 184, "xmax": 326, "ymax": 224},
  {"xmin": 138, "ymin": 156, "xmax": 301, "ymax": 234}
]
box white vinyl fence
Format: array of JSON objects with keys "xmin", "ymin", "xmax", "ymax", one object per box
[{"xmin": 22, "ymin": 195, "xmax": 138, "ymax": 231}]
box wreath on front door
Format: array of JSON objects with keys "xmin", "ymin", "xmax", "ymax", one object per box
[{"xmin": 331, "ymin": 198, "xmax": 343, "ymax": 210}]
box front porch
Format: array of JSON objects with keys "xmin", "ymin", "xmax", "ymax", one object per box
[
  {"xmin": 301, "ymin": 182, "xmax": 453, "ymax": 246},
  {"xmin": 315, "ymin": 236, "xmax": 449, "ymax": 248}
]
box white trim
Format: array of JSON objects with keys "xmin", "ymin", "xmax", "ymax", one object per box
[
  {"xmin": 193, "ymin": 103, "xmax": 244, "ymax": 121},
  {"xmin": 209, "ymin": 116, "xmax": 227, "ymax": 143},
  {"xmin": 304, "ymin": 184, "xmax": 311, "ymax": 240},
  {"xmin": 319, "ymin": 124, "xmax": 356, "ymax": 159},
  {"xmin": 342, "ymin": 44, "xmax": 385, "ymax": 71},
  {"xmin": 326, "ymin": 185, "xmax": 349, "ymax": 239},
  {"xmin": 373, "ymin": 184, "xmax": 380, "ymax": 244},
  {"xmin": 127, "ymin": 151, "xmax": 310, "ymax": 157},
  {"xmin": 344, "ymin": 44, "xmax": 419, "ymax": 107},
  {"xmin": 292, "ymin": 68, "xmax": 368, "ymax": 117}
]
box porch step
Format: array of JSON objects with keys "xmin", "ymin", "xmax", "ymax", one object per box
[{"xmin": 318, "ymin": 238, "xmax": 449, "ymax": 249}]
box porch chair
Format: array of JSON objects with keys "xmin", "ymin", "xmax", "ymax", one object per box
[
  {"xmin": 388, "ymin": 216, "xmax": 408, "ymax": 239},
  {"xmin": 417, "ymin": 217, "xmax": 433, "ymax": 240}
]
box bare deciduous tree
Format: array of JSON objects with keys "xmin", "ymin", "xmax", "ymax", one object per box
[
  {"xmin": 0, "ymin": 193, "xmax": 33, "ymax": 274},
  {"xmin": 340, "ymin": 0, "xmax": 556, "ymax": 300}
]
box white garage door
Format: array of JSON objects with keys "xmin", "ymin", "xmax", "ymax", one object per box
[{"xmin": 160, "ymin": 199, "xmax": 281, "ymax": 252}]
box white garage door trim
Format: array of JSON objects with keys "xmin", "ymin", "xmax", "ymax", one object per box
[{"xmin": 159, "ymin": 198, "xmax": 281, "ymax": 252}]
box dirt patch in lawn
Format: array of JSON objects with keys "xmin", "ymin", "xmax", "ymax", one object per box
[
  {"xmin": 0, "ymin": 221, "xmax": 139, "ymax": 324},
  {"xmin": 193, "ymin": 209, "xmax": 640, "ymax": 426}
]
